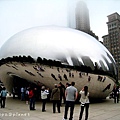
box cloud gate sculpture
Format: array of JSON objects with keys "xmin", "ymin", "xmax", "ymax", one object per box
[{"xmin": 0, "ymin": 26, "xmax": 117, "ymax": 99}]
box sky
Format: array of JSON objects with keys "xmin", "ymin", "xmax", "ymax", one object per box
[{"xmin": 0, "ymin": 0, "xmax": 120, "ymax": 48}]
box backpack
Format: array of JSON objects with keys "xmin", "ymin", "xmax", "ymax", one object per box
[
  {"xmin": 1, "ymin": 90, "xmax": 7, "ymax": 97},
  {"xmin": 29, "ymin": 90, "xmax": 34, "ymax": 98}
]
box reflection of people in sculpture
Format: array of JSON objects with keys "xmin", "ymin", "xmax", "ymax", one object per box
[
  {"xmin": 63, "ymin": 74, "xmax": 68, "ymax": 81},
  {"xmin": 72, "ymin": 73, "xmax": 74, "ymax": 78},
  {"xmin": 37, "ymin": 72, "xmax": 43, "ymax": 77},
  {"xmin": 57, "ymin": 68, "xmax": 60, "ymax": 72},
  {"xmin": 102, "ymin": 84, "xmax": 111, "ymax": 92},
  {"xmin": 102, "ymin": 77, "xmax": 106, "ymax": 82},
  {"xmin": 51, "ymin": 74, "xmax": 57, "ymax": 80},
  {"xmin": 69, "ymin": 72, "xmax": 71, "ymax": 77},
  {"xmin": 58, "ymin": 74, "xmax": 62, "ymax": 81},
  {"xmin": 97, "ymin": 75, "xmax": 102, "ymax": 81}
]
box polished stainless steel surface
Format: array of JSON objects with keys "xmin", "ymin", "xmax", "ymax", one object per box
[{"xmin": 0, "ymin": 26, "xmax": 117, "ymax": 98}]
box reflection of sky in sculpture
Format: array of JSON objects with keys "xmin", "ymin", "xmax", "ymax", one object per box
[{"xmin": 0, "ymin": 26, "xmax": 117, "ymax": 76}]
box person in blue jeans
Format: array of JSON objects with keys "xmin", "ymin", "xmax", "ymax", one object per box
[{"xmin": 63, "ymin": 82, "xmax": 78, "ymax": 120}]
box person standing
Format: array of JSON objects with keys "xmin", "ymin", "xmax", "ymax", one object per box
[
  {"xmin": 1, "ymin": 87, "xmax": 7, "ymax": 108},
  {"xmin": 79, "ymin": 86, "xmax": 90, "ymax": 120},
  {"xmin": 25, "ymin": 87, "xmax": 29, "ymax": 104},
  {"xmin": 21, "ymin": 86, "xmax": 25, "ymax": 101},
  {"xmin": 63, "ymin": 81, "xmax": 78, "ymax": 120},
  {"xmin": 112, "ymin": 85, "xmax": 119, "ymax": 103},
  {"xmin": 28, "ymin": 87, "xmax": 36, "ymax": 110},
  {"xmin": 51, "ymin": 84, "xmax": 61, "ymax": 113},
  {"xmin": 58, "ymin": 82, "xmax": 65, "ymax": 106},
  {"xmin": 41, "ymin": 86, "xmax": 49, "ymax": 112},
  {"xmin": 12, "ymin": 87, "xmax": 16, "ymax": 99}
]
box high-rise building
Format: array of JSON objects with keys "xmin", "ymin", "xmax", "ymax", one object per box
[
  {"xmin": 75, "ymin": 1, "xmax": 98, "ymax": 40},
  {"xmin": 103, "ymin": 12, "xmax": 120, "ymax": 80},
  {"xmin": 102, "ymin": 35, "xmax": 110, "ymax": 50},
  {"xmin": 76, "ymin": 1, "xmax": 90, "ymax": 32}
]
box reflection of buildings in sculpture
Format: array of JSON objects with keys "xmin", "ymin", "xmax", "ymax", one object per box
[
  {"xmin": 102, "ymin": 55, "xmax": 117, "ymax": 78},
  {"xmin": 0, "ymin": 26, "xmax": 117, "ymax": 99},
  {"xmin": 103, "ymin": 12, "xmax": 120, "ymax": 79},
  {"xmin": 75, "ymin": 1, "xmax": 98, "ymax": 40},
  {"xmin": 81, "ymin": 56, "xmax": 94, "ymax": 70},
  {"xmin": 71, "ymin": 56, "xmax": 82, "ymax": 66},
  {"xmin": 99, "ymin": 60, "xmax": 107, "ymax": 71}
]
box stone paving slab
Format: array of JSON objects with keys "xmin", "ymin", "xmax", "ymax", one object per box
[{"xmin": 0, "ymin": 97, "xmax": 120, "ymax": 120}]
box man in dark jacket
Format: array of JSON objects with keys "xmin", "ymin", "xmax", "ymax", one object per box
[
  {"xmin": 113, "ymin": 85, "xmax": 119, "ymax": 103},
  {"xmin": 51, "ymin": 84, "xmax": 61, "ymax": 113},
  {"xmin": 58, "ymin": 82, "xmax": 65, "ymax": 106}
]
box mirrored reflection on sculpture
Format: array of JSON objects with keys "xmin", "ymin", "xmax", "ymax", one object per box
[{"xmin": 0, "ymin": 26, "xmax": 117, "ymax": 99}]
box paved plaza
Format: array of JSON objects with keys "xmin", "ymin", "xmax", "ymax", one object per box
[{"xmin": 0, "ymin": 97, "xmax": 120, "ymax": 120}]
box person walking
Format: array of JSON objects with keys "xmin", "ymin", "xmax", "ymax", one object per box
[
  {"xmin": 63, "ymin": 81, "xmax": 78, "ymax": 120},
  {"xmin": 1, "ymin": 87, "xmax": 7, "ymax": 108},
  {"xmin": 41, "ymin": 86, "xmax": 49, "ymax": 112},
  {"xmin": 79, "ymin": 86, "xmax": 90, "ymax": 120},
  {"xmin": 51, "ymin": 84, "xmax": 61, "ymax": 113}
]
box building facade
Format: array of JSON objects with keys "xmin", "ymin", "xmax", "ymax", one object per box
[
  {"xmin": 102, "ymin": 35, "xmax": 110, "ymax": 50},
  {"xmin": 103, "ymin": 12, "xmax": 120, "ymax": 80}
]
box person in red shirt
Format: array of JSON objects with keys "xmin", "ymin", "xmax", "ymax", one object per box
[{"xmin": 29, "ymin": 87, "xmax": 36, "ymax": 110}]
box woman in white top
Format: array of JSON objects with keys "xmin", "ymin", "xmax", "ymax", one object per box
[
  {"xmin": 79, "ymin": 86, "xmax": 90, "ymax": 120},
  {"xmin": 41, "ymin": 86, "xmax": 49, "ymax": 112}
]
